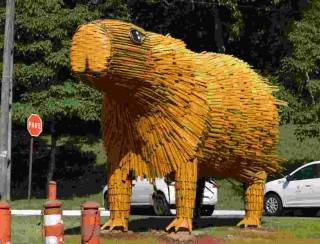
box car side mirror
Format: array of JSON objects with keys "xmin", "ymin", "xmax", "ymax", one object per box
[{"xmin": 286, "ymin": 175, "xmax": 293, "ymax": 182}]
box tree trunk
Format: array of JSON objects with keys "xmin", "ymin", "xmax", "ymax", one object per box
[
  {"xmin": 213, "ymin": 6, "xmax": 225, "ymax": 53},
  {"xmin": 47, "ymin": 120, "xmax": 57, "ymax": 182}
]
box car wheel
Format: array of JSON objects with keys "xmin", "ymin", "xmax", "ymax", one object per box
[
  {"xmin": 200, "ymin": 205, "xmax": 215, "ymax": 216},
  {"xmin": 264, "ymin": 193, "xmax": 283, "ymax": 216},
  {"xmin": 104, "ymin": 192, "xmax": 108, "ymax": 210},
  {"xmin": 153, "ymin": 193, "xmax": 171, "ymax": 216},
  {"xmin": 301, "ymin": 208, "xmax": 319, "ymax": 217}
]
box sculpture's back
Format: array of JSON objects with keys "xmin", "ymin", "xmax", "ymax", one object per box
[{"xmin": 194, "ymin": 52, "xmax": 281, "ymax": 180}]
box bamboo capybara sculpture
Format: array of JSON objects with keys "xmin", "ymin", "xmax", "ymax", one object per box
[{"xmin": 70, "ymin": 19, "xmax": 283, "ymax": 232}]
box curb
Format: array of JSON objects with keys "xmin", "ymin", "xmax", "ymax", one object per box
[
  {"xmin": 11, "ymin": 209, "xmax": 110, "ymax": 217},
  {"xmin": 11, "ymin": 209, "xmax": 244, "ymax": 218}
]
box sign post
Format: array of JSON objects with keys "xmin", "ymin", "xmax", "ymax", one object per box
[
  {"xmin": 28, "ymin": 137, "xmax": 33, "ymax": 201},
  {"xmin": 27, "ymin": 114, "xmax": 43, "ymax": 200}
]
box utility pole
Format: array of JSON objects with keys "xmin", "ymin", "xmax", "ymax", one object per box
[
  {"xmin": 6, "ymin": 54, "xmax": 13, "ymax": 200},
  {"xmin": 0, "ymin": 0, "xmax": 15, "ymax": 201}
]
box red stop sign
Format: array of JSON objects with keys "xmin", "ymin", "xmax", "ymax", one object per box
[{"xmin": 27, "ymin": 114, "xmax": 43, "ymax": 137}]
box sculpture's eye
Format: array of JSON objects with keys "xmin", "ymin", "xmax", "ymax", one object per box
[{"xmin": 129, "ymin": 29, "xmax": 145, "ymax": 44}]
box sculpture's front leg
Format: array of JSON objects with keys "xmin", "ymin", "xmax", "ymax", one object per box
[
  {"xmin": 166, "ymin": 159, "xmax": 197, "ymax": 233},
  {"xmin": 101, "ymin": 168, "xmax": 131, "ymax": 231}
]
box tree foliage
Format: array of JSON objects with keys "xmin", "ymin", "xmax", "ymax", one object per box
[
  {"xmin": 278, "ymin": 0, "xmax": 320, "ymax": 140},
  {"xmin": 0, "ymin": 0, "xmax": 127, "ymax": 123},
  {"xmin": 0, "ymin": 0, "xmax": 319, "ymax": 150},
  {"xmin": 13, "ymin": 81, "xmax": 103, "ymax": 123},
  {"xmin": 128, "ymin": 0, "xmax": 305, "ymax": 73},
  {"xmin": 280, "ymin": 0, "xmax": 320, "ymax": 96}
]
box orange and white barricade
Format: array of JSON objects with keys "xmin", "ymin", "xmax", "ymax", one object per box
[
  {"xmin": 43, "ymin": 200, "xmax": 64, "ymax": 244},
  {"xmin": 0, "ymin": 201, "xmax": 11, "ymax": 244},
  {"xmin": 81, "ymin": 201, "xmax": 100, "ymax": 244},
  {"xmin": 48, "ymin": 181, "xmax": 57, "ymax": 201}
]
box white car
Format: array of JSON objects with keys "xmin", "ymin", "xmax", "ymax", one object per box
[
  {"xmin": 103, "ymin": 177, "xmax": 218, "ymax": 216},
  {"xmin": 264, "ymin": 161, "xmax": 320, "ymax": 216}
]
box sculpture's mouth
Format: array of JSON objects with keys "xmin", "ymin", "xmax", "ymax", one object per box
[{"xmin": 70, "ymin": 22, "xmax": 111, "ymax": 80}]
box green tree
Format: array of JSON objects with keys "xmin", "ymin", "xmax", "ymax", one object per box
[
  {"xmin": 127, "ymin": 0, "xmax": 297, "ymax": 72},
  {"xmin": 0, "ymin": 0, "xmax": 128, "ymax": 185},
  {"xmin": 279, "ymin": 0, "xmax": 320, "ymax": 140}
]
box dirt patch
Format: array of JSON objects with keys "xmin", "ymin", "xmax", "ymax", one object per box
[
  {"xmin": 158, "ymin": 232, "xmax": 196, "ymax": 243},
  {"xmin": 101, "ymin": 230, "xmax": 148, "ymax": 239},
  {"xmin": 156, "ymin": 232, "xmax": 224, "ymax": 244},
  {"xmin": 195, "ymin": 236, "xmax": 224, "ymax": 244},
  {"xmin": 100, "ymin": 227, "xmax": 293, "ymax": 243},
  {"xmin": 234, "ymin": 227, "xmax": 293, "ymax": 240},
  {"xmin": 218, "ymin": 227, "xmax": 301, "ymax": 244},
  {"xmin": 101, "ymin": 230, "xmax": 225, "ymax": 243}
]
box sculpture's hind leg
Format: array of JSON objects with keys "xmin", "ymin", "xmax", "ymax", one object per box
[
  {"xmin": 101, "ymin": 168, "xmax": 131, "ymax": 231},
  {"xmin": 237, "ymin": 171, "xmax": 267, "ymax": 228},
  {"xmin": 166, "ymin": 159, "xmax": 197, "ymax": 233}
]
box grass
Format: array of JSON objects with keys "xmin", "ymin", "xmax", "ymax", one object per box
[
  {"xmin": 10, "ymin": 192, "xmax": 104, "ymax": 210},
  {"xmin": 11, "ymin": 216, "xmax": 320, "ymax": 243},
  {"xmin": 11, "ymin": 215, "xmax": 158, "ymax": 244},
  {"xmin": 56, "ymin": 135, "xmax": 107, "ymax": 166},
  {"xmin": 278, "ymin": 124, "xmax": 320, "ymax": 165},
  {"xmin": 215, "ymin": 179, "xmax": 244, "ymax": 210},
  {"xmin": 11, "ymin": 216, "xmax": 80, "ymax": 244},
  {"xmin": 10, "ymin": 124, "xmax": 320, "ymax": 212},
  {"xmin": 8, "ymin": 123, "xmax": 320, "ymax": 243},
  {"xmin": 65, "ymin": 236, "xmax": 159, "ymax": 244},
  {"xmin": 198, "ymin": 217, "xmax": 320, "ymax": 243},
  {"xmin": 262, "ymin": 217, "xmax": 320, "ymax": 239},
  {"xmin": 9, "ymin": 179, "xmax": 244, "ymax": 210},
  {"xmin": 11, "ymin": 134, "xmax": 246, "ymax": 210}
]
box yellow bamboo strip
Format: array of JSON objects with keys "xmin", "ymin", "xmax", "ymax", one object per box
[{"xmin": 70, "ymin": 19, "xmax": 283, "ymax": 232}]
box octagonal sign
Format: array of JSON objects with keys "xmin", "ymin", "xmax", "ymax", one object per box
[{"xmin": 27, "ymin": 114, "xmax": 43, "ymax": 137}]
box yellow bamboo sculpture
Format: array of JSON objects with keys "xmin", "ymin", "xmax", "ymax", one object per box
[{"xmin": 70, "ymin": 19, "xmax": 283, "ymax": 233}]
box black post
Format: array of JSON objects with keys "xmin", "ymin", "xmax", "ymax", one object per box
[
  {"xmin": 47, "ymin": 120, "xmax": 56, "ymax": 183},
  {"xmin": 28, "ymin": 137, "xmax": 34, "ymax": 201},
  {"xmin": 0, "ymin": 0, "xmax": 15, "ymax": 200}
]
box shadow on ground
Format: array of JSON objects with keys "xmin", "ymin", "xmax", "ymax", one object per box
[
  {"xmin": 65, "ymin": 226, "xmax": 81, "ymax": 235},
  {"xmin": 64, "ymin": 206, "xmax": 320, "ymax": 236},
  {"xmin": 128, "ymin": 217, "xmax": 241, "ymax": 232},
  {"xmin": 64, "ymin": 215, "xmax": 242, "ymax": 235}
]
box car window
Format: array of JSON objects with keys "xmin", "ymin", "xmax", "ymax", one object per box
[
  {"xmin": 292, "ymin": 165, "xmax": 314, "ymax": 180},
  {"xmin": 314, "ymin": 164, "xmax": 320, "ymax": 178}
]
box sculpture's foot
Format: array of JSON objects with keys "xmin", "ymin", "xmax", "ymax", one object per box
[
  {"xmin": 237, "ymin": 215, "xmax": 261, "ymax": 228},
  {"xmin": 166, "ymin": 217, "xmax": 192, "ymax": 233},
  {"xmin": 101, "ymin": 217, "xmax": 128, "ymax": 232}
]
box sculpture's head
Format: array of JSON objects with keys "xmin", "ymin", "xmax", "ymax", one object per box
[
  {"xmin": 70, "ymin": 20, "xmax": 153, "ymax": 91},
  {"xmin": 70, "ymin": 19, "xmax": 188, "ymax": 103}
]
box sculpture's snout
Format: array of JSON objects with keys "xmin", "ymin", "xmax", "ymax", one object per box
[{"xmin": 70, "ymin": 22, "xmax": 111, "ymax": 77}]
